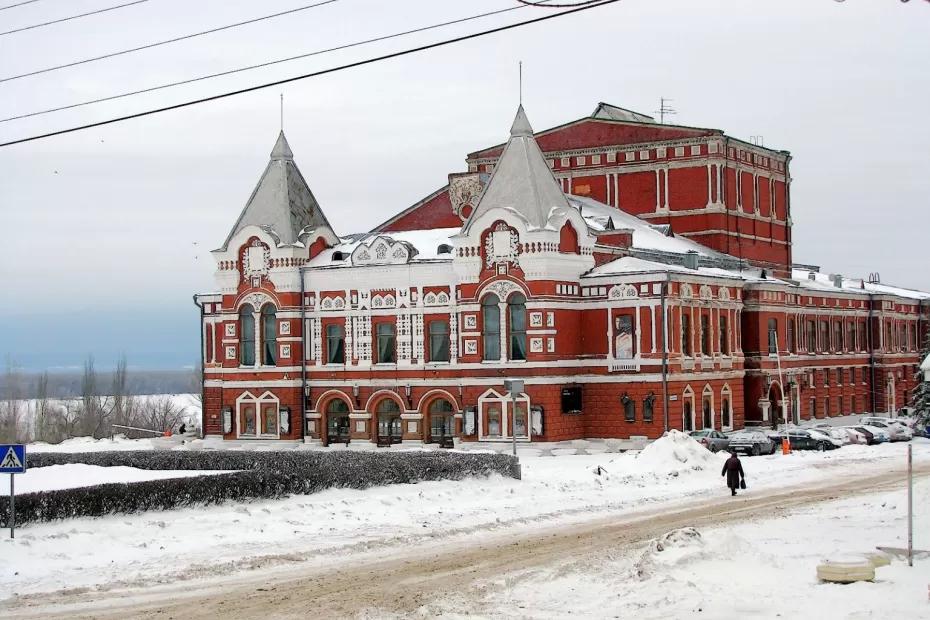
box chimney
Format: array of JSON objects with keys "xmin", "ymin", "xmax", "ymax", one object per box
[
  {"xmin": 807, "ymin": 271, "xmax": 816, "ymax": 281},
  {"xmin": 683, "ymin": 251, "xmax": 699, "ymax": 270},
  {"xmin": 832, "ymin": 274, "xmax": 843, "ymax": 288}
]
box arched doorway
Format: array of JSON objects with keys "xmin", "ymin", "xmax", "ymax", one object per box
[
  {"xmin": 325, "ymin": 398, "xmax": 351, "ymax": 446},
  {"xmin": 702, "ymin": 385, "xmax": 714, "ymax": 429},
  {"xmin": 428, "ymin": 398, "xmax": 456, "ymax": 445},
  {"xmin": 376, "ymin": 398, "xmax": 403, "ymax": 445},
  {"xmin": 768, "ymin": 382, "xmax": 784, "ymax": 426}
]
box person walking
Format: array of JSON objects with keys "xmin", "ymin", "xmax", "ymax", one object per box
[{"xmin": 721, "ymin": 450, "xmax": 745, "ymax": 496}]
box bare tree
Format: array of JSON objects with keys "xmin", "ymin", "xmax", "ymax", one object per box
[
  {"xmin": 75, "ymin": 356, "xmax": 114, "ymax": 439},
  {"xmin": 0, "ymin": 356, "xmax": 24, "ymax": 443},
  {"xmin": 131, "ymin": 396, "xmax": 185, "ymax": 437}
]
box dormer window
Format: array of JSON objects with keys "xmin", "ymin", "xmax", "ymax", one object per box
[
  {"xmin": 437, "ymin": 244, "xmax": 453, "ymax": 255},
  {"xmin": 331, "ymin": 251, "xmax": 346, "ymax": 261}
]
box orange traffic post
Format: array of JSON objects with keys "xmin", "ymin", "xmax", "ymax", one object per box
[{"xmin": 782, "ymin": 437, "xmax": 791, "ymax": 455}]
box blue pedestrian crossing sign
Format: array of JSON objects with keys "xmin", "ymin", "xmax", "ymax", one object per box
[{"xmin": 0, "ymin": 445, "xmax": 26, "ymax": 474}]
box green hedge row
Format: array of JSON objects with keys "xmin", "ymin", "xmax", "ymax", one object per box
[{"xmin": 2, "ymin": 451, "xmax": 520, "ymax": 525}]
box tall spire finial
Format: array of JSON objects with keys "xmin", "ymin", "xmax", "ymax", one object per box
[
  {"xmin": 519, "ymin": 61, "xmax": 523, "ymax": 106},
  {"xmin": 280, "ymin": 93, "xmax": 284, "ymax": 132}
]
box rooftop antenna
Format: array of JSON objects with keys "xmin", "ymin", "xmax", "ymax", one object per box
[
  {"xmin": 519, "ymin": 60, "xmax": 523, "ymax": 105},
  {"xmin": 279, "ymin": 93, "xmax": 284, "ymax": 132},
  {"xmin": 655, "ymin": 97, "xmax": 676, "ymax": 124}
]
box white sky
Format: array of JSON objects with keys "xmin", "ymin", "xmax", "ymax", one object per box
[{"xmin": 1, "ymin": 0, "xmax": 928, "ymax": 368}]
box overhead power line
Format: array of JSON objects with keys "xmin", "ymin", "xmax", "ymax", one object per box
[
  {"xmin": 0, "ymin": 2, "xmax": 547, "ymax": 122},
  {"xmin": 0, "ymin": 0, "xmax": 620, "ymax": 148},
  {"xmin": 1, "ymin": 0, "xmax": 151, "ymax": 36},
  {"xmin": 0, "ymin": 0, "xmax": 341, "ymax": 83},
  {"xmin": 0, "ymin": 0, "xmax": 45, "ymax": 11}
]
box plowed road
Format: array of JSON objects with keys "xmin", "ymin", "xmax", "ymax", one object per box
[{"xmin": 4, "ymin": 464, "xmax": 926, "ymax": 619}]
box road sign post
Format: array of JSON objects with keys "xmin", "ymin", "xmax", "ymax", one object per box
[
  {"xmin": 1, "ymin": 444, "xmax": 27, "ymax": 539},
  {"xmin": 503, "ymin": 379, "xmax": 524, "ymax": 458}
]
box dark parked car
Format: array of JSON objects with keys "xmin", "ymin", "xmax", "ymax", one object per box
[
  {"xmin": 689, "ymin": 430, "xmax": 730, "ymax": 452},
  {"xmin": 778, "ymin": 429, "xmax": 838, "ymax": 451},
  {"xmin": 727, "ymin": 430, "xmax": 777, "ymax": 456}
]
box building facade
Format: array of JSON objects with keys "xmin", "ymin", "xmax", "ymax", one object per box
[{"xmin": 195, "ymin": 103, "xmax": 929, "ymax": 444}]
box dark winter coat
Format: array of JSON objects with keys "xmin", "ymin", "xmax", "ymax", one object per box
[{"xmin": 721, "ymin": 455, "xmax": 744, "ymax": 490}]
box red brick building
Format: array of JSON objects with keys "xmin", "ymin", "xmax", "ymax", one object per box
[{"xmin": 195, "ymin": 103, "xmax": 929, "ymax": 445}]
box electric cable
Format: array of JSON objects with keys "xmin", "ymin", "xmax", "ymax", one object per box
[
  {"xmin": 1, "ymin": 0, "xmax": 152, "ymax": 37},
  {"xmin": 0, "ymin": 0, "xmax": 341, "ymax": 83},
  {"xmin": 0, "ymin": 0, "xmax": 619, "ymax": 148},
  {"xmin": 1, "ymin": 2, "xmax": 547, "ymax": 123},
  {"xmin": 0, "ymin": 0, "xmax": 45, "ymax": 11}
]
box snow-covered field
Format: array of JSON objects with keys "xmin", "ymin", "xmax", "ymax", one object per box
[
  {"xmin": 421, "ymin": 478, "xmax": 930, "ymax": 619},
  {"xmin": 1, "ymin": 433, "xmax": 927, "ymax": 608}
]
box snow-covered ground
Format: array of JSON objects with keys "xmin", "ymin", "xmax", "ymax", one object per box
[
  {"xmin": 1, "ymin": 434, "xmax": 927, "ymax": 604},
  {"xmin": 0, "ymin": 464, "xmax": 231, "ymax": 494},
  {"xmin": 422, "ymin": 478, "xmax": 930, "ymax": 619}
]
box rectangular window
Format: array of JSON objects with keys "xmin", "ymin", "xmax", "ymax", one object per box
[
  {"xmin": 858, "ymin": 323, "xmax": 867, "ymax": 351},
  {"xmin": 591, "ymin": 154, "xmax": 601, "ymax": 165},
  {"xmin": 614, "ymin": 314, "xmax": 635, "ymax": 359},
  {"xmin": 719, "ymin": 315, "xmax": 728, "ymax": 355},
  {"xmin": 834, "ymin": 322, "xmax": 843, "ymax": 351},
  {"xmin": 428, "ymin": 320, "xmax": 450, "ymax": 362},
  {"xmin": 824, "ymin": 397, "xmax": 830, "ymax": 417},
  {"xmin": 376, "ymin": 322, "xmax": 396, "ymax": 364},
  {"xmin": 681, "ymin": 312, "xmax": 692, "ymax": 356},
  {"xmin": 576, "ymin": 156, "xmax": 586, "ymax": 166},
  {"xmin": 768, "ymin": 319, "xmax": 778, "ymax": 355},
  {"xmin": 820, "ymin": 320, "xmax": 830, "ymax": 352},
  {"xmin": 850, "ymin": 367, "xmax": 856, "ymax": 384},
  {"xmin": 824, "ymin": 368, "xmax": 830, "ymax": 386},
  {"xmin": 560, "ymin": 157, "xmax": 569, "ymax": 167},
  {"xmin": 326, "ymin": 324, "xmax": 345, "ymax": 364},
  {"xmin": 700, "ymin": 315, "xmax": 710, "ymax": 355},
  {"xmin": 787, "ymin": 319, "xmax": 795, "ymax": 354},
  {"xmin": 809, "ymin": 397, "xmax": 816, "ymax": 419}
]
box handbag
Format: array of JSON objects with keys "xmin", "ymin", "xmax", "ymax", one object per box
[{"xmin": 740, "ymin": 479, "xmax": 747, "ymax": 490}]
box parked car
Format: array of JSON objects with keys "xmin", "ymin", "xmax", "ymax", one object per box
[
  {"xmin": 847, "ymin": 426, "xmax": 877, "ymax": 444},
  {"xmin": 834, "ymin": 427, "xmax": 868, "ymax": 444},
  {"xmin": 855, "ymin": 425, "xmax": 891, "ymax": 443},
  {"xmin": 778, "ymin": 429, "xmax": 838, "ymax": 451},
  {"xmin": 689, "ymin": 430, "xmax": 730, "ymax": 453},
  {"xmin": 727, "ymin": 430, "xmax": 777, "ymax": 456},
  {"xmin": 808, "ymin": 426, "xmax": 851, "ymax": 446},
  {"xmin": 808, "ymin": 428, "xmax": 845, "ymax": 448},
  {"xmin": 865, "ymin": 421, "xmax": 912, "ymax": 442}
]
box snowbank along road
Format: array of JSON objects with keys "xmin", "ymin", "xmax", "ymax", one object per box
[{"xmin": 5, "ymin": 462, "xmax": 927, "ymax": 620}]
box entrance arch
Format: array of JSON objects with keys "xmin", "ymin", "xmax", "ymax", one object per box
[
  {"xmin": 768, "ymin": 381, "xmax": 784, "ymax": 425},
  {"xmin": 324, "ymin": 397, "xmax": 352, "ymax": 446}
]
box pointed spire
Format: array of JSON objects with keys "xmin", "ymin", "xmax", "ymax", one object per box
[
  {"xmin": 270, "ymin": 130, "xmax": 293, "ymax": 161},
  {"xmin": 510, "ymin": 104, "xmax": 534, "ymax": 138},
  {"xmin": 463, "ymin": 105, "xmax": 572, "ymax": 233}
]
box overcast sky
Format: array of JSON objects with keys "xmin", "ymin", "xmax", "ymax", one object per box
[{"xmin": 1, "ymin": 0, "xmax": 927, "ymax": 370}]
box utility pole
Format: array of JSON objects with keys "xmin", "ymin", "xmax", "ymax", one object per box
[{"xmin": 656, "ymin": 97, "xmax": 676, "ymax": 124}]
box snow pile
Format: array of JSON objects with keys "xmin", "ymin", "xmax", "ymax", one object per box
[
  {"xmin": 632, "ymin": 527, "xmax": 705, "ymax": 580},
  {"xmin": 28, "ymin": 434, "xmax": 160, "ymax": 453},
  {"xmin": 629, "ymin": 429, "xmax": 726, "ymax": 474},
  {"xmin": 0, "ymin": 464, "xmax": 230, "ymax": 494}
]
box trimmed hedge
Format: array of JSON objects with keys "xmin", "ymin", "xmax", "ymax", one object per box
[{"xmin": 1, "ymin": 451, "xmax": 520, "ymax": 525}]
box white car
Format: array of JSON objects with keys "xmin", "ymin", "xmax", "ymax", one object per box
[
  {"xmin": 857, "ymin": 425, "xmax": 892, "ymax": 443},
  {"xmin": 808, "ymin": 424, "xmax": 851, "ymax": 445},
  {"xmin": 808, "ymin": 428, "xmax": 845, "ymax": 448},
  {"xmin": 835, "ymin": 427, "xmax": 868, "ymax": 444}
]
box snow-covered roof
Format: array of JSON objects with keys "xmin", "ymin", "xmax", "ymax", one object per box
[
  {"xmin": 583, "ymin": 255, "xmax": 760, "ymax": 281},
  {"xmin": 306, "ymin": 228, "xmax": 459, "ymax": 268},
  {"xmin": 220, "ymin": 131, "xmax": 333, "ymax": 250},
  {"xmin": 790, "ymin": 268, "xmax": 930, "ymax": 301},
  {"xmin": 462, "ymin": 106, "xmax": 574, "ymax": 233},
  {"xmin": 590, "ymin": 102, "xmax": 656, "ymax": 124},
  {"xmin": 566, "ymin": 195, "xmax": 721, "ymax": 257}
]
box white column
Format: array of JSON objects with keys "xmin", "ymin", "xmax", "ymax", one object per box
[
  {"xmin": 706, "ymin": 164, "xmax": 712, "ymax": 207},
  {"xmin": 635, "ymin": 306, "xmax": 642, "ymax": 357},
  {"xmin": 613, "ymin": 173, "xmax": 620, "ymax": 208},
  {"xmin": 664, "ymin": 167, "xmax": 670, "ymax": 209},
  {"xmin": 606, "ymin": 173, "xmax": 611, "ymax": 205},
  {"xmin": 651, "ymin": 304, "xmax": 657, "ymax": 353},
  {"xmin": 655, "ymin": 170, "xmax": 661, "ymax": 211},
  {"xmin": 607, "ymin": 309, "xmax": 614, "ymax": 359},
  {"xmin": 499, "ymin": 302, "xmax": 508, "ymax": 362}
]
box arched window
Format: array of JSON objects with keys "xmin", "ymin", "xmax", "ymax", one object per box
[
  {"xmin": 683, "ymin": 400, "xmax": 693, "ymax": 432},
  {"xmin": 482, "ymin": 294, "xmax": 501, "ymax": 361},
  {"xmin": 429, "ymin": 398, "xmax": 455, "ymax": 440},
  {"xmin": 767, "ymin": 318, "xmax": 778, "ymax": 354},
  {"xmin": 558, "ymin": 222, "xmax": 579, "ymax": 253},
  {"xmin": 262, "ymin": 305, "xmax": 277, "ymax": 365},
  {"xmin": 326, "ymin": 398, "xmax": 351, "ymax": 443},
  {"xmin": 326, "ymin": 324, "xmax": 345, "ymax": 364},
  {"xmin": 376, "ymin": 398, "xmax": 402, "ymax": 442},
  {"xmin": 376, "ymin": 322, "xmax": 396, "ymax": 364},
  {"xmin": 681, "ymin": 312, "xmax": 692, "ymax": 356},
  {"xmin": 239, "ymin": 304, "xmax": 255, "ymax": 366},
  {"xmin": 721, "ymin": 397, "xmax": 731, "ymax": 429},
  {"xmin": 508, "ymin": 293, "xmax": 527, "ymax": 361},
  {"xmin": 702, "ymin": 386, "xmax": 714, "ymax": 429}
]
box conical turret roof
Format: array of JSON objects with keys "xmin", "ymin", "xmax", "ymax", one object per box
[
  {"xmin": 462, "ymin": 105, "xmax": 572, "ymax": 233},
  {"xmin": 220, "ymin": 131, "xmax": 333, "ymax": 249}
]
